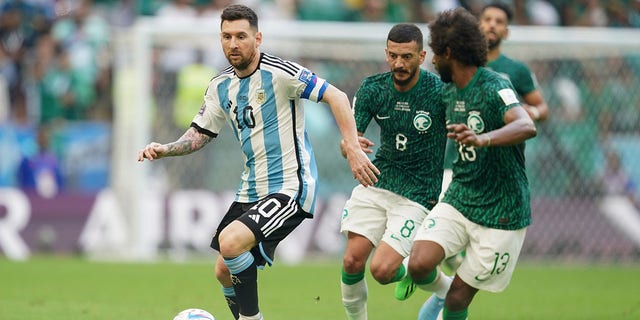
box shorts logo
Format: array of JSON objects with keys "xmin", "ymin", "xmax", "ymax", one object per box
[
  {"xmin": 342, "ymin": 209, "xmax": 348, "ymax": 220},
  {"xmin": 467, "ymin": 112, "xmax": 485, "ymax": 133},
  {"xmin": 249, "ymin": 214, "xmax": 260, "ymax": 223},
  {"xmin": 413, "ymin": 112, "xmax": 432, "ymax": 132},
  {"xmin": 424, "ymin": 218, "xmax": 436, "ymax": 229}
]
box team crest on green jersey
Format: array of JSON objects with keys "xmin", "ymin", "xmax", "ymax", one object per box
[
  {"xmin": 467, "ymin": 111, "xmax": 485, "ymax": 133},
  {"xmin": 256, "ymin": 89, "xmax": 266, "ymax": 105},
  {"xmin": 413, "ymin": 112, "xmax": 432, "ymax": 132}
]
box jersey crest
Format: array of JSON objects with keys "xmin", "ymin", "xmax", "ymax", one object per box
[
  {"xmin": 256, "ymin": 89, "xmax": 266, "ymax": 105},
  {"xmin": 467, "ymin": 111, "xmax": 485, "ymax": 133},
  {"xmin": 413, "ymin": 112, "xmax": 432, "ymax": 132}
]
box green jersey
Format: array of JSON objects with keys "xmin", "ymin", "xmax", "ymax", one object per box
[
  {"xmin": 444, "ymin": 54, "xmax": 538, "ymax": 170},
  {"xmin": 442, "ymin": 67, "xmax": 531, "ymax": 230},
  {"xmin": 486, "ymin": 54, "xmax": 537, "ymax": 98},
  {"xmin": 353, "ymin": 69, "xmax": 446, "ymax": 210}
]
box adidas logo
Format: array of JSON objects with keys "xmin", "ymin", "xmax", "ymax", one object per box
[{"xmin": 249, "ymin": 214, "xmax": 260, "ymax": 223}]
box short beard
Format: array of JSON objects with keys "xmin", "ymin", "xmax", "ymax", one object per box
[
  {"xmin": 488, "ymin": 38, "xmax": 501, "ymax": 51},
  {"xmin": 392, "ymin": 68, "xmax": 417, "ymax": 87}
]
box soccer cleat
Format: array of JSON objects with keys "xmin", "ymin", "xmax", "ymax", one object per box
[
  {"xmin": 394, "ymin": 276, "xmax": 417, "ymax": 301},
  {"xmin": 418, "ymin": 293, "xmax": 445, "ymax": 320}
]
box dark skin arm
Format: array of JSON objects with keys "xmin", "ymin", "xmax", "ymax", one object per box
[
  {"xmin": 522, "ymin": 89, "xmax": 549, "ymax": 122},
  {"xmin": 447, "ymin": 105, "xmax": 537, "ymax": 148}
]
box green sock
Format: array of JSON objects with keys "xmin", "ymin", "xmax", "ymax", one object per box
[
  {"xmin": 443, "ymin": 307, "xmax": 468, "ymax": 320},
  {"xmin": 390, "ymin": 263, "xmax": 406, "ymax": 283},
  {"xmin": 414, "ymin": 268, "xmax": 438, "ymax": 285},
  {"xmin": 341, "ymin": 267, "xmax": 365, "ymax": 285}
]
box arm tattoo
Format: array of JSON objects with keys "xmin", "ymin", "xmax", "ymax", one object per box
[{"xmin": 165, "ymin": 127, "xmax": 212, "ymax": 157}]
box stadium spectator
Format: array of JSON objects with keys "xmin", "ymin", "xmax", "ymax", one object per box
[
  {"xmin": 407, "ymin": 8, "xmax": 536, "ymax": 320},
  {"xmin": 349, "ymin": 0, "xmax": 408, "ymax": 22},
  {"xmin": 599, "ymin": 150, "xmax": 639, "ymax": 208},
  {"xmin": 50, "ymin": 0, "xmax": 111, "ymax": 121},
  {"xmin": 36, "ymin": 44, "xmax": 94, "ymax": 123},
  {"xmin": 339, "ymin": 23, "xmax": 450, "ymax": 320},
  {"xmin": 17, "ymin": 124, "xmax": 63, "ymax": 198},
  {"xmin": 137, "ymin": 4, "xmax": 379, "ymax": 320}
]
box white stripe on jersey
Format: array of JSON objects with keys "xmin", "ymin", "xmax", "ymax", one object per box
[{"xmin": 192, "ymin": 53, "xmax": 325, "ymax": 214}]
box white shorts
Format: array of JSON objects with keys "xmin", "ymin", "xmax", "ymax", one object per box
[
  {"xmin": 414, "ymin": 202, "xmax": 527, "ymax": 292},
  {"xmin": 341, "ymin": 185, "xmax": 429, "ymax": 257}
]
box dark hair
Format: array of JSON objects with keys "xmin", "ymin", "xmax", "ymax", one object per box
[
  {"xmin": 428, "ymin": 7, "xmax": 487, "ymax": 67},
  {"xmin": 220, "ymin": 4, "xmax": 259, "ymax": 29},
  {"xmin": 387, "ymin": 23, "xmax": 423, "ymax": 50},
  {"xmin": 482, "ymin": 1, "xmax": 513, "ymax": 22}
]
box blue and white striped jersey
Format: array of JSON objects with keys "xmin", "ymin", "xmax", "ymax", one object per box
[{"xmin": 192, "ymin": 53, "xmax": 328, "ymax": 215}]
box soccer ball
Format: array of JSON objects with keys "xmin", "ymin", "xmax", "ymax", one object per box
[{"xmin": 173, "ymin": 308, "xmax": 215, "ymax": 320}]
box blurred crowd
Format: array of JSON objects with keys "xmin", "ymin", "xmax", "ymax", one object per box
[
  {"xmin": 1, "ymin": 0, "xmax": 640, "ymax": 196},
  {"xmin": 2, "ymin": 0, "xmax": 640, "ymax": 127}
]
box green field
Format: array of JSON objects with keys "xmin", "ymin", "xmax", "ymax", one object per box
[{"xmin": 1, "ymin": 256, "xmax": 638, "ymax": 320}]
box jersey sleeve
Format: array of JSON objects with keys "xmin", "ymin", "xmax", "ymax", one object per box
[
  {"xmin": 291, "ymin": 66, "xmax": 328, "ymax": 102},
  {"xmin": 352, "ymin": 78, "xmax": 375, "ymax": 133},
  {"xmin": 494, "ymin": 79, "xmax": 522, "ymax": 118},
  {"xmin": 512, "ymin": 61, "xmax": 537, "ymax": 97},
  {"xmin": 191, "ymin": 81, "xmax": 228, "ymax": 136}
]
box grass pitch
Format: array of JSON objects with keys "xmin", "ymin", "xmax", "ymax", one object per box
[{"xmin": 0, "ymin": 256, "xmax": 638, "ymax": 319}]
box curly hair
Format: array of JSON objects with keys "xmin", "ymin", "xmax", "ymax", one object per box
[{"xmin": 428, "ymin": 7, "xmax": 487, "ymax": 67}]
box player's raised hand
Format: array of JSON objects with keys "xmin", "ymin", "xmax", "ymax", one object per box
[{"xmin": 137, "ymin": 142, "xmax": 168, "ymax": 162}]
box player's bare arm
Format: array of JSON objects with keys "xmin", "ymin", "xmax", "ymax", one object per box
[
  {"xmin": 447, "ymin": 106, "xmax": 536, "ymax": 148},
  {"xmin": 522, "ymin": 89, "xmax": 549, "ymax": 122},
  {"xmin": 322, "ymin": 84, "xmax": 380, "ymax": 186},
  {"xmin": 138, "ymin": 127, "xmax": 213, "ymax": 162}
]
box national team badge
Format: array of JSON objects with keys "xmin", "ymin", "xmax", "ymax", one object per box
[
  {"xmin": 467, "ymin": 111, "xmax": 485, "ymax": 133},
  {"xmin": 413, "ymin": 112, "xmax": 432, "ymax": 132},
  {"xmin": 256, "ymin": 89, "xmax": 266, "ymax": 105}
]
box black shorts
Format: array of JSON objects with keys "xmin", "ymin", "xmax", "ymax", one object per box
[{"xmin": 210, "ymin": 193, "xmax": 312, "ymax": 267}]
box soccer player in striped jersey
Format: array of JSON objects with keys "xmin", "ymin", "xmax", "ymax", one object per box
[
  {"xmin": 407, "ymin": 8, "xmax": 537, "ymax": 320},
  {"xmin": 138, "ymin": 5, "xmax": 379, "ymax": 320},
  {"xmin": 338, "ymin": 23, "xmax": 452, "ymax": 320}
]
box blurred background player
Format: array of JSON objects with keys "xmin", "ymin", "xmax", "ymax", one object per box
[
  {"xmin": 339, "ymin": 23, "xmax": 450, "ymax": 320},
  {"xmin": 480, "ymin": 1, "xmax": 549, "ymax": 122},
  {"xmin": 409, "ymin": 7, "xmax": 537, "ymax": 320},
  {"xmin": 138, "ymin": 4, "xmax": 379, "ymax": 320}
]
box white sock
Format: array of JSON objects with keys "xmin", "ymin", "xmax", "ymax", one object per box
[
  {"xmin": 417, "ymin": 270, "xmax": 452, "ymax": 299},
  {"xmin": 341, "ymin": 278, "xmax": 368, "ymax": 320},
  {"xmin": 401, "ymin": 256, "xmax": 410, "ymax": 279},
  {"xmin": 239, "ymin": 312, "xmax": 263, "ymax": 320}
]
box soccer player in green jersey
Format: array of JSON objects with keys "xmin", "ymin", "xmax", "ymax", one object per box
[
  {"xmin": 339, "ymin": 23, "xmax": 451, "ymax": 320},
  {"xmin": 439, "ymin": 0, "xmax": 550, "ymax": 277},
  {"xmin": 407, "ymin": 8, "xmax": 537, "ymax": 320},
  {"xmin": 480, "ymin": 1, "xmax": 548, "ymax": 122}
]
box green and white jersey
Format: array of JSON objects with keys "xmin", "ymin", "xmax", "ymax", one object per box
[
  {"xmin": 486, "ymin": 54, "xmax": 538, "ymax": 98},
  {"xmin": 442, "ymin": 67, "xmax": 531, "ymax": 230},
  {"xmin": 443, "ymin": 54, "xmax": 538, "ymax": 170},
  {"xmin": 353, "ymin": 69, "xmax": 446, "ymax": 210}
]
